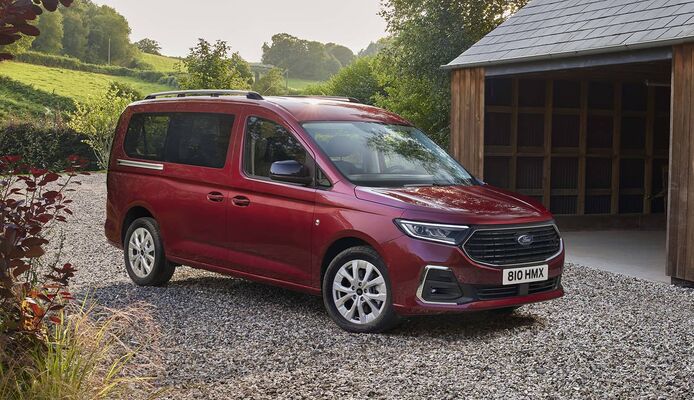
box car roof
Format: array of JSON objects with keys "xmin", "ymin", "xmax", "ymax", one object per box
[{"xmin": 129, "ymin": 95, "xmax": 412, "ymax": 126}]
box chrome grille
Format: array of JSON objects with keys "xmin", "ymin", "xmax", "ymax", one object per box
[{"xmin": 463, "ymin": 224, "xmax": 561, "ymax": 266}]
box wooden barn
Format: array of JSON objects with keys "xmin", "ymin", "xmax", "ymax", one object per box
[{"xmin": 446, "ymin": 0, "xmax": 694, "ymax": 285}]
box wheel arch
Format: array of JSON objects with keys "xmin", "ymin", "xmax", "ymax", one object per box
[
  {"xmin": 320, "ymin": 235, "xmax": 383, "ymax": 285},
  {"xmin": 121, "ymin": 205, "xmax": 155, "ymax": 244}
]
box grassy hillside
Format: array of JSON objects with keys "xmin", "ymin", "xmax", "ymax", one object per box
[
  {"xmin": 139, "ymin": 52, "xmax": 181, "ymax": 72},
  {"xmin": 0, "ymin": 76, "xmax": 75, "ymax": 120},
  {"xmin": 0, "ymin": 62, "xmax": 174, "ymax": 104},
  {"xmin": 287, "ymin": 78, "xmax": 322, "ymax": 90}
]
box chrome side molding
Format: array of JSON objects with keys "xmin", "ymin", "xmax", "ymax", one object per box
[{"xmin": 117, "ymin": 159, "xmax": 164, "ymax": 171}]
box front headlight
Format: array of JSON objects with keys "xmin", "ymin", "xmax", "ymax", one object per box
[{"xmin": 395, "ymin": 219, "xmax": 469, "ymax": 245}]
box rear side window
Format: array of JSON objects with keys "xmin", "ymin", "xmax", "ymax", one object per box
[
  {"xmin": 124, "ymin": 113, "xmax": 234, "ymax": 168},
  {"xmin": 124, "ymin": 114, "xmax": 168, "ymax": 161},
  {"xmin": 243, "ymin": 116, "xmax": 308, "ymax": 178}
]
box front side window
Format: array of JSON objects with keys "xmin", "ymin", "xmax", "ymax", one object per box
[
  {"xmin": 243, "ymin": 116, "xmax": 308, "ymax": 178},
  {"xmin": 123, "ymin": 113, "xmax": 234, "ymax": 168},
  {"xmin": 302, "ymin": 122, "xmax": 475, "ymax": 188}
]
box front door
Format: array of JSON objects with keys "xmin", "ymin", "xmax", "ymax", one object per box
[{"xmin": 226, "ymin": 113, "xmax": 316, "ymax": 285}]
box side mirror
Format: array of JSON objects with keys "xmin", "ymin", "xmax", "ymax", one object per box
[{"xmin": 270, "ymin": 160, "xmax": 312, "ymax": 185}]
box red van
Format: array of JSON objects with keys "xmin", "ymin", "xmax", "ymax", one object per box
[{"xmin": 105, "ymin": 90, "xmax": 564, "ymax": 333}]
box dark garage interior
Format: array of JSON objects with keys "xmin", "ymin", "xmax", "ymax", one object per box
[{"xmin": 481, "ymin": 61, "xmax": 671, "ymax": 229}]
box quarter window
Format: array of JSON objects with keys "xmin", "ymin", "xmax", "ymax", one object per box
[
  {"xmin": 124, "ymin": 114, "xmax": 168, "ymax": 161},
  {"xmin": 124, "ymin": 113, "xmax": 234, "ymax": 168},
  {"xmin": 243, "ymin": 116, "xmax": 308, "ymax": 178}
]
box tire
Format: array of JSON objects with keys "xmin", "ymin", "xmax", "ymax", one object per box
[
  {"xmin": 123, "ymin": 217, "xmax": 175, "ymax": 286},
  {"xmin": 322, "ymin": 246, "xmax": 400, "ymax": 333}
]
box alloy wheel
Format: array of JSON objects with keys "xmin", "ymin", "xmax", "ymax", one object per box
[
  {"xmin": 128, "ymin": 227, "xmax": 156, "ymax": 278},
  {"xmin": 332, "ymin": 259, "xmax": 387, "ymax": 324}
]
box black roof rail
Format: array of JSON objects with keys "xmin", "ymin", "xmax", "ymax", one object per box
[
  {"xmin": 280, "ymin": 95, "xmax": 361, "ymax": 104},
  {"xmin": 143, "ymin": 90, "xmax": 264, "ymax": 101}
]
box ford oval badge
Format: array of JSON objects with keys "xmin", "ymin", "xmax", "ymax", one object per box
[{"xmin": 517, "ymin": 234, "xmax": 534, "ymax": 246}]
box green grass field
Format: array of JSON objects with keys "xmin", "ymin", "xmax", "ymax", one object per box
[
  {"xmin": 139, "ymin": 52, "xmax": 181, "ymax": 72},
  {"xmin": 0, "ymin": 62, "xmax": 174, "ymax": 104},
  {"xmin": 287, "ymin": 77, "xmax": 322, "ymax": 90}
]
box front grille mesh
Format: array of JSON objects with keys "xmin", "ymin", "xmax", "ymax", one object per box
[
  {"xmin": 475, "ymin": 277, "xmax": 559, "ymax": 300},
  {"xmin": 463, "ymin": 225, "xmax": 561, "ymax": 266}
]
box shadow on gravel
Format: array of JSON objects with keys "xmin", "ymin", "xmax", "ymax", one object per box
[
  {"xmin": 392, "ymin": 312, "xmax": 541, "ymax": 339},
  {"xmin": 92, "ymin": 275, "xmax": 542, "ymax": 339}
]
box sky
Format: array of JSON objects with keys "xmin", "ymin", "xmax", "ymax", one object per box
[{"xmin": 91, "ymin": 0, "xmax": 389, "ymax": 62}]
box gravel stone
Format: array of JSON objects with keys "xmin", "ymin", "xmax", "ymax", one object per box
[{"xmin": 60, "ymin": 173, "xmax": 693, "ymax": 399}]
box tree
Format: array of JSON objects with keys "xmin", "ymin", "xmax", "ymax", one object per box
[
  {"xmin": 178, "ymin": 39, "xmax": 252, "ymax": 90},
  {"xmin": 358, "ymin": 37, "xmax": 390, "ymax": 58},
  {"xmin": 68, "ymin": 83, "xmax": 131, "ymax": 169},
  {"xmin": 135, "ymin": 38, "xmax": 161, "ymax": 55},
  {"xmin": 31, "ymin": 10, "xmax": 63, "ymax": 53},
  {"xmin": 0, "ymin": 34, "xmax": 35, "ymax": 56},
  {"xmin": 326, "ymin": 43, "xmax": 355, "ymax": 67},
  {"xmin": 304, "ymin": 57, "xmax": 383, "ymax": 105},
  {"xmin": 0, "ymin": 0, "xmax": 73, "ymax": 60},
  {"xmin": 252, "ymin": 68, "xmax": 288, "ymax": 96},
  {"xmin": 60, "ymin": 4, "xmax": 87, "ymax": 59},
  {"xmin": 262, "ymin": 33, "xmax": 345, "ymax": 80},
  {"xmin": 84, "ymin": 4, "xmax": 135, "ymax": 65},
  {"xmin": 373, "ymin": 0, "xmax": 528, "ymax": 146}
]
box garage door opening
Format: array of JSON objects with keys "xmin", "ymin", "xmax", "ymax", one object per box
[{"xmin": 480, "ymin": 60, "xmax": 671, "ymax": 282}]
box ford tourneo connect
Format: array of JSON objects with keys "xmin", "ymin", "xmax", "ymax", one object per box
[{"xmin": 105, "ymin": 90, "xmax": 564, "ymax": 333}]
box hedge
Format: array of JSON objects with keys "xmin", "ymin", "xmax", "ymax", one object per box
[
  {"xmin": 15, "ymin": 51, "xmax": 180, "ymax": 86},
  {"xmin": 0, "ymin": 121, "xmax": 97, "ymax": 170}
]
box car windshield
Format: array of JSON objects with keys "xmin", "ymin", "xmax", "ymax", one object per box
[{"xmin": 302, "ymin": 122, "xmax": 475, "ymax": 188}]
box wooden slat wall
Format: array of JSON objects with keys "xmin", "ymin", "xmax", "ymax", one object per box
[
  {"xmin": 450, "ymin": 68, "xmax": 485, "ymax": 178},
  {"xmin": 668, "ymin": 44, "xmax": 694, "ymax": 282},
  {"xmin": 484, "ymin": 76, "xmax": 666, "ymax": 218}
]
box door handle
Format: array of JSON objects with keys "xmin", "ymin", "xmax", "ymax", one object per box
[
  {"xmin": 232, "ymin": 195, "xmax": 251, "ymax": 207},
  {"xmin": 207, "ymin": 192, "xmax": 225, "ymax": 202}
]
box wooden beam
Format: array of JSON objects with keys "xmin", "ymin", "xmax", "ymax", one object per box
[
  {"xmin": 578, "ymin": 81, "xmax": 588, "ymax": 215},
  {"xmin": 450, "ymin": 68, "xmax": 485, "ymax": 178},
  {"xmin": 611, "ymin": 82, "xmax": 622, "ymax": 214},
  {"xmin": 668, "ymin": 44, "xmax": 694, "ymax": 283},
  {"xmin": 510, "ymin": 79, "xmax": 519, "ymax": 191},
  {"xmin": 543, "ymin": 81, "xmax": 553, "ymax": 208},
  {"xmin": 644, "ymin": 86, "xmax": 655, "ymax": 214}
]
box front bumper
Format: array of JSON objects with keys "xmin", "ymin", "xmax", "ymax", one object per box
[{"xmin": 381, "ymin": 234, "xmax": 565, "ymax": 316}]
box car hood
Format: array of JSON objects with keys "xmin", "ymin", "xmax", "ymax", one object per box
[{"xmin": 355, "ymin": 184, "xmax": 549, "ymax": 223}]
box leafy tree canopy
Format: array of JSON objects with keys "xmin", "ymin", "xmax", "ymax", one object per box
[
  {"xmin": 178, "ymin": 39, "xmax": 253, "ymax": 90},
  {"xmin": 261, "ymin": 33, "xmax": 349, "ymax": 81},
  {"xmin": 0, "ymin": 0, "xmax": 72, "ymax": 60},
  {"xmin": 31, "ymin": 11, "xmax": 63, "ymax": 54},
  {"xmin": 135, "ymin": 38, "xmax": 161, "ymax": 55},
  {"xmin": 304, "ymin": 57, "xmax": 383, "ymax": 105},
  {"xmin": 358, "ymin": 37, "xmax": 391, "ymax": 58},
  {"xmin": 374, "ymin": 0, "xmax": 528, "ymax": 146},
  {"xmin": 326, "ymin": 43, "xmax": 355, "ymax": 68}
]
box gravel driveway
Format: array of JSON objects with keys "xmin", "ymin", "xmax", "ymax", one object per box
[{"xmin": 62, "ymin": 173, "xmax": 693, "ymax": 399}]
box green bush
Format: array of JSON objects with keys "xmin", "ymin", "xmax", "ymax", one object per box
[
  {"xmin": 15, "ymin": 51, "xmax": 180, "ymax": 86},
  {"xmin": 303, "ymin": 57, "xmax": 383, "ymax": 105},
  {"xmin": 0, "ymin": 122, "xmax": 97, "ymax": 170}
]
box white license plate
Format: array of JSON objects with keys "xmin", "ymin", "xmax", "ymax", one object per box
[{"xmin": 502, "ymin": 265, "xmax": 549, "ymax": 285}]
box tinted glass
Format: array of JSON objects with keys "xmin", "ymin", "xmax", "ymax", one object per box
[
  {"xmin": 124, "ymin": 114, "xmax": 168, "ymax": 161},
  {"xmin": 124, "ymin": 113, "xmax": 234, "ymax": 168},
  {"xmin": 302, "ymin": 122, "xmax": 475, "ymax": 188},
  {"xmin": 165, "ymin": 114, "xmax": 234, "ymax": 168},
  {"xmin": 243, "ymin": 116, "xmax": 308, "ymax": 178}
]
